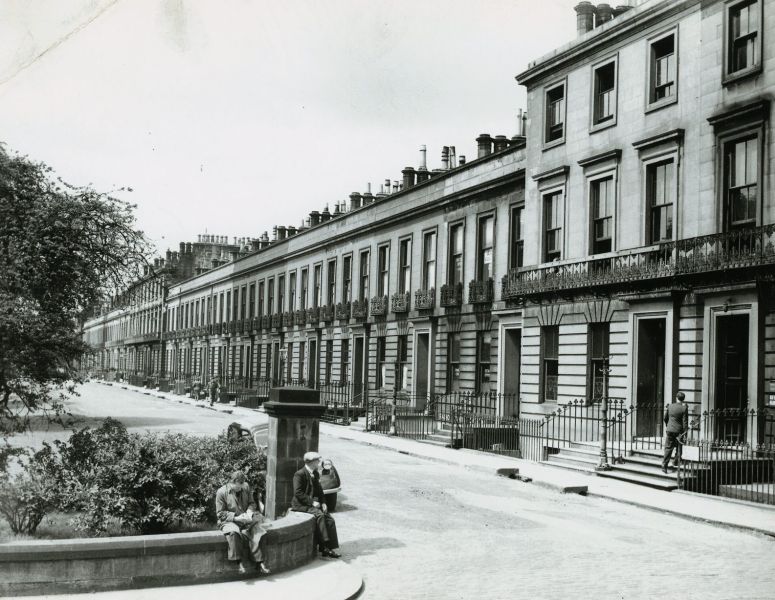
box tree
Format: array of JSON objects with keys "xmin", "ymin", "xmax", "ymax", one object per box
[{"xmin": 0, "ymin": 145, "xmax": 149, "ymax": 437}]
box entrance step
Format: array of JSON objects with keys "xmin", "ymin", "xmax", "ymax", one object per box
[{"xmin": 596, "ymin": 469, "xmax": 679, "ymax": 491}]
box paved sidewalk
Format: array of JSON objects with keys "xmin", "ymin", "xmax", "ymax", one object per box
[
  {"xmin": 21, "ymin": 559, "xmax": 362, "ymax": 600},
  {"xmin": 106, "ymin": 382, "xmax": 775, "ymax": 538}
]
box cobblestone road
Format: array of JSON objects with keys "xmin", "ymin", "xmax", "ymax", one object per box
[{"xmin": 21, "ymin": 383, "xmax": 775, "ymax": 600}]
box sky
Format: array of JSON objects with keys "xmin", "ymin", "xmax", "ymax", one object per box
[{"xmin": 0, "ymin": 0, "xmax": 581, "ymax": 255}]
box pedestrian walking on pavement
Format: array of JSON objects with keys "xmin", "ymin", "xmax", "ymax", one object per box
[
  {"xmin": 290, "ymin": 451, "xmax": 341, "ymax": 559},
  {"xmin": 662, "ymin": 391, "xmax": 689, "ymax": 473},
  {"xmin": 209, "ymin": 377, "xmax": 220, "ymax": 406},
  {"xmin": 215, "ymin": 470, "xmax": 271, "ymax": 575}
]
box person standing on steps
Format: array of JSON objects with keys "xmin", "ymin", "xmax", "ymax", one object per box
[{"xmin": 662, "ymin": 391, "xmax": 689, "ymax": 474}]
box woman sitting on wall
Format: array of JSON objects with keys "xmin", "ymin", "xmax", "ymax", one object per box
[{"xmin": 215, "ymin": 470, "xmax": 271, "ymax": 575}]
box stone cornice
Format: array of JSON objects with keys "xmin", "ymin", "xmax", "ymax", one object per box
[
  {"xmin": 707, "ymin": 99, "xmax": 770, "ymax": 130},
  {"xmin": 632, "ymin": 128, "xmax": 685, "ymax": 151},
  {"xmin": 532, "ymin": 165, "xmax": 569, "ymax": 182},
  {"xmin": 577, "ymin": 149, "xmax": 622, "ymax": 168}
]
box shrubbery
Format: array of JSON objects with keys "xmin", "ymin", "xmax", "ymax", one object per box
[{"xmin": 0, "ymin": 419, "xmax": 266, "ymax": 536}]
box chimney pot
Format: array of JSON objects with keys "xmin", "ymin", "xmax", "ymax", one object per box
[
  {"xmin": 287, "ymin": 226, "xmax": 297, "ymax": 237},
  {"xmin": 362, "ymin": 192, "xmax": 374, "ymax": 205},
  {"xmin": 574, "ymin": 1, "xmax": 596, "ymax": 35},
  {"xmin": 320, "ymin": 207, "xmax": 331, "ymax": 222},
  {"xmin": 277, "ymin": 225, "xmax": 287, "ymax": 240},
  {"xmin": 309, "ymin": 210, "xmax": 320, "ymax": 226},
  {"xmin": 349, "ymin": 192, "xmax": 362, "ymax": 210},
  {"xmin": 419, "ymin": 145, "xmax": 427, "ymax": 170},
  {"xmin": 476, "ymin": 134, "xmax": 493, "ymax": 158},
  {"xmin": 493, "ymin": 135, "xmax": 509, "ymax": 152},
  {"xmin": 459, "ymin": 155, "xmax": 466, "ymax": 166},
  {"xmin": 402, "ymin": 167, "xmax": 416, "ymax": 189},
  {"xmin": 441, "ymin": 146, "xmax": 450, "ymax": 170},
  {"xmin": 596, "ymin": 3, "xmax": 613, "ymax": 26}
]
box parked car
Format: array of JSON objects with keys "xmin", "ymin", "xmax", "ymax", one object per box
[{"xmin": 319, "ymin": 458, "xmax": 341, "ymax": 512}]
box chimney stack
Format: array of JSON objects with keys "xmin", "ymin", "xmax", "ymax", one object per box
[
  {"xmin": 419, "ymin": 145, "xmax": 427, "ymax": 171},
  {"xmin": 362, "ymin": 190, "xmax": 375, "ymax": 205},
  {"xmin": 596, "ymin": 3, "xmax": 613, "ymax": 26},
  {"xmin": 449, "ymin": 146, "xmax": 457, "ymax": 169},
  {"xmin": 277, "ymin": 225, "xmax": 287, "ymax": 240},
  {"xmin": 272, "ymin": 226, "xmax": 278, "ymax": 241},
  {"xmin": 476, "ymin": 133, "xmax": 493, "ymax": 158},
  {"xmin": 493, "ymin": 135, "xmax": 509, "ymax": 152},
  {"xmin": 309, "ymin": 210, "xmax": 320, "ymax": 226},
  {"xmin": 320, "ymin": 205, "xmax": 331, "ymax": 222},
  {"xmin": 459, "ymin": 155, "xmax": 466, "ymax": 166},
  {"xmin": 186, "ymin": 243, "xmax": 193, "ymax": 254},
  {"xmin": 402, "ymin": 167, "xmax": 416, "ymax": 189},
  {"xmin": 287, "ymin": 226, "xmax": 297, "ymax": 237},
  {"xmin": 613, "ymin": 4, "xmax": 632, "ymax": 17},
  {"xmin": 392, "ymin": 180, "xmax": 400, "ymax": 194},
  {"xmin": 441, "ymin": 146, "xmax": 450, "ymax": 170},
  {"xmin": 349, "ymin": 192, "xmax": 362, "ymax": 210},
  {"xmin": 575, "ymin": 2, "xmax": 596, "ymax": 36}
]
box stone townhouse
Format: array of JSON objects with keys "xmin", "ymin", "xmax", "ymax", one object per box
[{"xmin": 505, "ymin": 0, "xmax": 775, "ymax": 448}]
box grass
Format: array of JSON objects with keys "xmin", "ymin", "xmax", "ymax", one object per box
[{"xmin": 0, "ymin": 511, "xmax": 215, "ymax": 543}]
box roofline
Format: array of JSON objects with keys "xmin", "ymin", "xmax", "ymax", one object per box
[{"xmin": 515, "ymin": 0, "xmax": 699, "ymax": 88}]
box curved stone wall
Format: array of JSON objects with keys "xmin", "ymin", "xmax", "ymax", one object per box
[{"xmin": 0, "ymin": 512, "xmax": 316, "ymax": 597}]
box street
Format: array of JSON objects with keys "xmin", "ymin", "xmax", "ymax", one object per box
[{"xmin": 15, "ymin": 382, "xmax": 775, "ymax": 600}]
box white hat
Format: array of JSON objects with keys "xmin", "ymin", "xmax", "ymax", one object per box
[{"xmin": 303, "ymin": 451, "xmax": 322, "ymax": 463}]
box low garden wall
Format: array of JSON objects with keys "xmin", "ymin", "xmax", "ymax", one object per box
[{"xmin": 0, "ymin": 511, "xmax": 316, "ymax": 597}]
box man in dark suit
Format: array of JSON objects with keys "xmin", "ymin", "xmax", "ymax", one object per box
[
  {"xmin": 290, "ymin": 451, "xmax": 341, "ymax": 558},
  {"xmin": 662, "ymin": 391, "xmax": 689, "ymax": 473}
]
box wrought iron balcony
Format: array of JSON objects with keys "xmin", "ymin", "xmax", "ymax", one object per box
[
  {"xmin": 391, "ymin": 291, "xmax": 410, "ymax": 313},
  {"xmin": 414, "ymin": 288, "xmax": 435, "ymax": 310},
  {"xmin": 295, "ymin": 309, "xmax": 307, "ymax": 326},
  {"xmin": 260, "ymin": 315, "xmax": 271, "ymax": 330},
  {"xmin": 251, "ymin": 317, "xmax": 261, "ymax": 331},
  {"xmin": 320, "ymin": 304, "xmax": 335, "ymax": 322},
  {"xmin": 336, "ymin": 301, "xmax": 351, "ymax": 320},
  {"xmin": 501, "ymin": 224, "xmax": 775, "ymax": 300},
  {"xmin": 468, "ymin": 278, "xmax": 494, "ymax": 304},
  {"xmin": 370, "ymin": 295, "xmax": 388, "ymax": 316},
  {"xmin": 271, "ymin": 313, "xmax": 281, "ymax": 328},
  {"xmin": 440, "ymin": 283, "xmax": 463, "ymax": 307},
  {"xmin": 306, "ymin": 306, "xmax": 320, "ymax": 324},
  {"xmin": 352, "ymin": 299, "xmax": 369, "ymax": 319},
  {"xmin": 211, "ymin": 323, "xmax": 222, "ymax": 335}
]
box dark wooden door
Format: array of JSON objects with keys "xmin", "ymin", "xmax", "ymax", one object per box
[
  {"xmin": 715, "ymin": 314, "xmax": 749, "ymax": 442},
  {"xmin": 503, "ymin": 329, "xmax": 521, "ymax": 418},
  {"xmin": 636, "ymin": 318, "xmax": 666, "ymax": 438}
]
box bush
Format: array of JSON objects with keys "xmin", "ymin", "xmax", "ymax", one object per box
[
  {"xmin": 0, "ymin": 455, "xmax": 50, "ymax": 535},
  {"xmin": 19, "ymin": 419, "xmax": 266, "ymax": 536}
]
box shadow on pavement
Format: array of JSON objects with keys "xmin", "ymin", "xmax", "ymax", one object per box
[{"xmin": 341, "ymin": 536, "xmax": 405, "ymax": 558}]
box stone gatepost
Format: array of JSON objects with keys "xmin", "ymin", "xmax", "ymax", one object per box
[{"xmin": 264, "ymin": 386, "xmax": 325, "ymax": 520}]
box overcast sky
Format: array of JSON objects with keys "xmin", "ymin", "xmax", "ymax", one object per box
[{"xmin": 0, "ymin": 0, "xmax": 580, "ymax": 254}]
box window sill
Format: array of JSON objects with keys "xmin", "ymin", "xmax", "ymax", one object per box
[
  {"xmin": 589, "ymin": 118, "xmax": 617, "ymax": 134},
  {"xmin": 722, "ymin": 64, "xmax": 762, "ymax": 86},
  {"xmin": 542, "ymin": 138, "xmax": 566, "ymax": 152},
  {"xmin": 645, "ymin": 95, "xmax": 678, "ymax": 114}
]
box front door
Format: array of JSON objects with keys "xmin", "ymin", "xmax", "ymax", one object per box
[
  {"xmin": 308, "ymin": 339, "xmax": 317, "ymax": 388},
  {"xmin": 415, "ymin": 333, "xmax": 430, "ymax": 410},
  {"xmin": 353, "ymin": 336, "xmax": 364, "ymax": 405},
  {"xmin": 502, "ymin": 329, "xmax": 521, "ymax": 418},
  {"xmin": 715, "ymin": 314, "xmax": 749, "ymax": 442},
  {"xmin": 636, "ymin": 318, "xmax": 666, "ymax": 438}
]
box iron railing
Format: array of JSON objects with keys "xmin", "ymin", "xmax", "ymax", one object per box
[
  {"xmin": 468, "ymin": 278, "xmax": 494, "ymax": 304},
  {"xmin": 352, "ymin": 299, "xmax": 369, "ymax": 319},
  {"xmin": 440, "ymin": 283, "xmax": 463, "ymax": 307},
  {"xmin": 502, "ymin": 224, "xmax": 775, "ymax": 300},
  {"xmin": 414, "ymin": 288, "xmax": 435, "ymax": 310},
  {"xmin": 370, "ymin": 295, "xmax": 388, "ymax": 316},
  {"xmin": 391, "ymin": 292, "xmax": 410, "ymax": 313},
  {"xmin": 336, "ymin": 302, "xmax": 351, "ymax": 321}
]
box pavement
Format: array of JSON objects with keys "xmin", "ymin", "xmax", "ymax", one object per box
[
  {"xmin": 115, "ymin": 381, "xmax": 775, "ymax": 539},
  {"xmin": 20, "ymin": 560, "xmax": 362, "ymax": 600}
]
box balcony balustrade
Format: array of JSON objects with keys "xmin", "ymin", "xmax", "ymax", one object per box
[
  {"xmin": 320, "ymin": 304, "xmax": 335, "ymax": 323},
  {"xmin": 306, "ymin": 306, "xmax": 320, "ymax": 324},
  {"xmin": 260, "ymin": 315, "xmax": 270, "ymax": 330},
  {"xmin": 251, "ymin": 317, "xmax": 261, "ymax": 331},
  {"xmin": 282, "ymin": 311, "xmax": 294, "ymax": 328},
  {"xmin": 468, "ymin": 278, "xmax": 494, "ymax": 304},
  {"xmin": 440, "ymin": 283, "xmax": 463, "ymax": 307},
  {"xmin": 295, "ymin": 309, "xmax": 307, "ymax": 326},
  {"xmin": 501, "ymin": 225, "xmax": 775, "ymax": 300},
  {"xmin": 211, "ymin": 323, "xmax": 222, "ymax": 335},
  {"xmin": 271, "ymin": 313, "xmax": 282, "ymax": 329},
  {"xmin": 370, "ymin": 295, "xmax": 388, "ymax": 316},
  {"xmin": 414, "ymin": 288, "xmax": 435, "ymax": 310},
  {"xmin": 391, "ymin": 291, "xmax": 411, "ymax": 313},
  {"xmin": 352, "ymin": 299, "xmax": 369, "ymax": 319},
  {"xmin": 336, "ymin": 301, "xmax": 351, "ymax": 320}
]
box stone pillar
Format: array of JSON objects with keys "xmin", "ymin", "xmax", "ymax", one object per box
[{"xmin": 264, "ymin": 386, "xmax": 326, "ymax": 520}]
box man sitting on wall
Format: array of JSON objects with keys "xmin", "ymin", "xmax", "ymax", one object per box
[
  {"xmin": 290, "ymin": 451, "xmax": 341, "ymax": 558},
  {"xmin": 662, "ymin": 391, "xmax": 689, "ymax": 474},
  {"xmin": 215, "ymin": 470, "xmax": 271, "ymax": 575}
]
